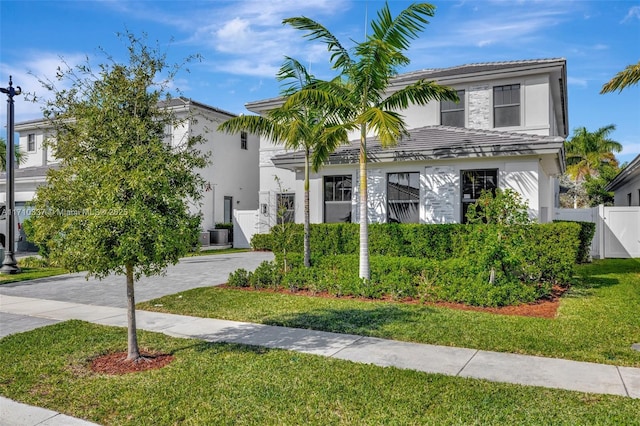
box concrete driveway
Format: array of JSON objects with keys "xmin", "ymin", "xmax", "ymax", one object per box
[{"xmin": 0, "ymin": 251, "xmax": 274, "ymax": 308}]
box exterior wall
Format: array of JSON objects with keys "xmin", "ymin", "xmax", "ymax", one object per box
[
  {"xmin": 18, "ymin": 129, "xmax": 57, "ymax": 168},
  {"xmin": 612, "ymin": 178, "xmax": 640, "ymax": 206},
  {"xmin": 294, "ymin": 157, "xmax": 545, "ymax": 226},
  {"xmin": 400, "ymin": 73, "xmax": 553, "ymax": 136},
  {"xmin": 10, "ymin": 102, "xmax": 260, "ymax": 234}
]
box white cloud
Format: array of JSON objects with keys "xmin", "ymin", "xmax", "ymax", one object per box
[
  {"xmin": 620, "ymin": 142, "xmax": 640, "ymax": 158},
  {"xmin": 622, "ymin": 6, "xmax": 640, "ymax": 23},
  {"xmin": 567, "ymin": 76, "xmax": 588, "ymax": 87},
  {"xmin": 214, "ymin": 59, "xmax": 279, "ymax": 78}
]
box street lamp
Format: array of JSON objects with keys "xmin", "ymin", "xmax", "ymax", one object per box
[{"xmin": 1, "ymin": 76, "xmax": 22, "ymax": 274}]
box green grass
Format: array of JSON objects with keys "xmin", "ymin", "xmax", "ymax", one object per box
[
  {"xmin": 1, "ymin": 321, "xmax": 638, "ymax": 425},
  {"xmin": 139, "ymin": 259, "xmax": 640, "ymax": 367},
  {"xmin": 186, "ymin": 247, "xmax": 250, "ymax": 257},
  {"xmin": 0, "ymin": 266, "xmax": 68, "ymax": 284}
]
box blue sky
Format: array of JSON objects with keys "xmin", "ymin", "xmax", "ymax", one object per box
[{"xmin": 1, "ymin": 0, "xmax": 639, "ymax": 163}]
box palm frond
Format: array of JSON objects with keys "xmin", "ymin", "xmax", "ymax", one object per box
[
  {"xmin": 283, "ymin": 17, "xmax": 353, "ymax": 71},
  {"xmin": 358, "ymin": 108, "xmax": 408, "ymax": 147},
  {"xmin": 370, "ymin": 3, "xmax": 435, "ymax": 50},
  {"xmin": 600, "ymin": 61, "xmax": 640, "ymax": 93},
  {"xmin": 380, "ymin": 80, "xmax": 458, "ymax": 110},
  {"xmin": 277, "ymin": 56, "xmax": 314, "ymax": 96}
]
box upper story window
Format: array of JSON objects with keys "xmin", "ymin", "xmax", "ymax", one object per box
[
  {"xmin": 441, "ymin": 90, "xmax": 465, "ymax": 127},
  {"xmin": 241, "ymin": 131, "xmax": 248, "ymax": 150},
  {"xmin": 628, "ymin": 193, "xmax": 633, "ymax": 206},
  {"xmin": 387, "ymin": 172, "xmax": 420, "ymax": 223},
  {"xmin": 494, "ymin": 84, "xmax": 520, "ymax": 128},
  {"xmin": 27, "ymin": 134, "xmax": 36, "ymax": 152}
]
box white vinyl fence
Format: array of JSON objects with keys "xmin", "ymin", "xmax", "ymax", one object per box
[{"xmin": 555, "ymin": 206, "xmax": 640, "ymax": 259}]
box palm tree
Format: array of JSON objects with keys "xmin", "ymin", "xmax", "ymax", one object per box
[
  {"xmin": 218, "ymin": 57, "xmax": 348, "ymax": 267},
  {"xmin": 284, "ymin": 3, "xmax": 458, "ymax": 279},
  {"xmin": 0, "ymin": 137, "xmax": 27, "ymax": 171},
  {"xmin": 600, "ymin": 60, "xmax": 640, "ymax": 93},
  {"xmin": 565, "ymin": 125, "xmax": 623, "ymax": 208}
]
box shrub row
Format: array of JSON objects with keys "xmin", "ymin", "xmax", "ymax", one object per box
[
  {"xmin": 245, "ymin": 222, "xmax": 583, "ymax": 306},
  {"xmin": 252, "ymin": 222, "xmax": 585, "ymax": 271},
  {"xmin": 229, "ymin": 254, "xmax": 554, "ymax": 307}
]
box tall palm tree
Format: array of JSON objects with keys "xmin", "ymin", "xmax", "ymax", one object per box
[
  {"xmin": 284, "ymin": 2, "xmax": 458, "ymax": 279},
  {"xmin": 218, "ymin": 57, "xmax": 348, "ymax": 267},
  {"xmin": 600, "ymin": 60, "xmax": 640, "ymax": 93},
  {"xmin": 565, "ymin": 124, "xmax": 623, "ymax": 208},
  {"xmin": 0, "ymin": 137, "xmax": 27, "ymax": 171}
]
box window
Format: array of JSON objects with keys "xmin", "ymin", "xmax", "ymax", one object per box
[
  {"xmin": 628, "ymin": 193, "xmax": 632, "ymax": 206},
  {"xmin": 494, "ymin": 84, "xmax": 520, "ymax": 127},
  {"xmin": 441, "ymin": 90, "xmax": 465, "ymax": 127},
  {"xmin": 240, "ymin": 131, "xmax": 248, "ymax": 150},
  {"xmin": 27, "ymin": 134, "xmax": 36, "ymax": 152},
  {"xmin": 387, "ymin": 172, "xmax": 420, "ymax": 223},
  {"xmin": 276, "ymin": 193, "xmax": 295, "ymax": 224},
  {"xmin": 223, "ymin": 196, "xmax": 233, "ymax": 223},
  {"xmin": 461, "ymin": 169, "xmax": 498, "ymax": 223},
  {"xmin": 324, "ymin": 175, "xmax": 352, "ymax": 223}
]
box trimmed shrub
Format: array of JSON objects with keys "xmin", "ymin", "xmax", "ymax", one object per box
[
  {"xmin": 250, "ymin": 233, "xmax": 273, "ymax": 251},
  {"xmin": 228, "ymin": 268, "xmax": 250, "ymax": 288},
  {"xmin": 554, "ymin": 220, "xmax": 595, "ymax": 264}
]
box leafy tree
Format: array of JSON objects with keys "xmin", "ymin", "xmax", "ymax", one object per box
[
  {"xmin": 565, "ymin": 125, "xmax": 622, "ymax": 208},
  {"xmin": 218, "ymin": 57, "xmax": 348, "ymax": 267},
  {"xmin": 0, "ymin": 137, "xmax": 27, "ymax": 171},
  {"xmin": 465, "ymin": 188, "xmax": 532, "ymax": 225},
  {"xmin": 284, "ymin": 2, "xmax": 458, "ymax": 279},
  {"xmin": 29, "ymin": 33, "xmax": 207, "ymax": 361},
  {"xmin": 600, "ymin": 60, "xmax": 640, "ymax": 93}
]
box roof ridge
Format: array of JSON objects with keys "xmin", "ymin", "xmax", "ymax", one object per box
[{"xmin": 396, "ymin": 58, "xmax": 565, "ymax": 79}]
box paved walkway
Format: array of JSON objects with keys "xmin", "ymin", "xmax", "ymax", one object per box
[{"xmin": 0, "ymin": 252, "xmax": 639, "ymax": 425}]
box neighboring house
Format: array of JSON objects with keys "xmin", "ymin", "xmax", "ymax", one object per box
[
  {"xmin": 1, "ymin": 97, "xmax": 259, "ymax": 246},
  {"xmin": 246, "ymin": 58, "xmax": 568, "ymax": 233},
  {"xmin": 605, "ymin": 154, "xmax": 640, "ymax": 206}
]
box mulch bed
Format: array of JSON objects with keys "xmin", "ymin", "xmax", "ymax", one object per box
[
  {"xmin": 220, "ymin": 284, "xmax": 567, "ymax": 319},
  {"xmin": 90, "ymin": 352, "xmax": 174, "ymax": 375}
]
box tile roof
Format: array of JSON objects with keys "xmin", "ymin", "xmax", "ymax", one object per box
[
  {"xmin": 272, "ymin": 125, "xmax": 565, "ymax": 167},
  {"xmin": 392, "ymin": 58, "xmax": 565, "ymax": 83}
]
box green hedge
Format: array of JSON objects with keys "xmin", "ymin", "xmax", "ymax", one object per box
[
  {"xmin": 553, "ymin": 221, "xmax": 595, "ymax": 264},
  {"xmin": 244, "ymin": 222, "xmax": 582, "ymax": 306}
]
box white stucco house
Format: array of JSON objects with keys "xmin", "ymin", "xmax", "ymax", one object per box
[
  {"xmin": 605, "ymin": 154, "xmax": 640, "ymax": 206},
  {"xmin": 245, "ymin": 58, "xmax": 568, "ymax": 236},
  {"xmin": 1, "ymin": 97, "xmax": 259, "ymax": 247}
]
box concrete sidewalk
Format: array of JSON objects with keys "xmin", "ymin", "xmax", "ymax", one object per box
[{"xmin": 2, "ymin": 294, "xmax": 639, "ymax": 402}]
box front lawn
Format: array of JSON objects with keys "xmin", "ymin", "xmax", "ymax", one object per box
[
  {"xmin": 0, "ymin": 256, "xmax": 67, "ymax": 284},
  {"xmin": 1, "ymin": 321, "xmax": 638, "ymax": 425},
  {"xmin": 139, "ymin": 259, "xmax": 640, "ymax": 367}
]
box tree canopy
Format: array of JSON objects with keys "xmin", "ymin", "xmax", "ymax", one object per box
[
  {"xmin": 29, "ymin": 33, "xmax": 207, "ymax": 360},
  {"xmin": 219, "ymin": 57, "xmax": 348, "ymax": 267},
  {"xmin": 284, "ymin": 2, "xmax": 458, "ymax": 279}
]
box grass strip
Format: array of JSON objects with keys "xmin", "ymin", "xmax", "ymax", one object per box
[
  {"xmin": 139, "ymin": 259, "xmax": 640, "ymax": 367},
  {"xmin": 1, "ymin": 321, "xmax": 638, "ymax": 425}
]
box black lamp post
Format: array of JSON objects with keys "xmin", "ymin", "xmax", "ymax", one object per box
[{"xmin": 1, "ymin": 76, "xmax": 22, "ymax": 274}]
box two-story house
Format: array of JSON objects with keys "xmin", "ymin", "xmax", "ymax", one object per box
[
  {"xmin": 245, "ymin": 58, "xmax": 568, "ymax": 234},
  {"xmin": 2, "ymin": 97, "xmax": 259, "ymax": 248}
]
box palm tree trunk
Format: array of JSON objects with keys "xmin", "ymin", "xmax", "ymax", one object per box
[
  {"xmin": 126, "ymin": 263, "xmax": 141, "ymax": 361},
  {"xmin": 304, "ymin": 149, "xmax": 311, "ymax": 267},
  {"xmin": 358, "ymin": 124, "xmax": 369, "ymax": 280}
]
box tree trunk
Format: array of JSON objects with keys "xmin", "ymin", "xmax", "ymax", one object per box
[
  {"xmin": 126, "ymin": 263, "xmax": 141, "ymax": 361},
  {"xmin": 304, "ymin": 149, "xmax": 311, "ymax": 268},
  {"xmin": 358, "ymin": 124, "xmax": 369, "ymax": 280}
]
